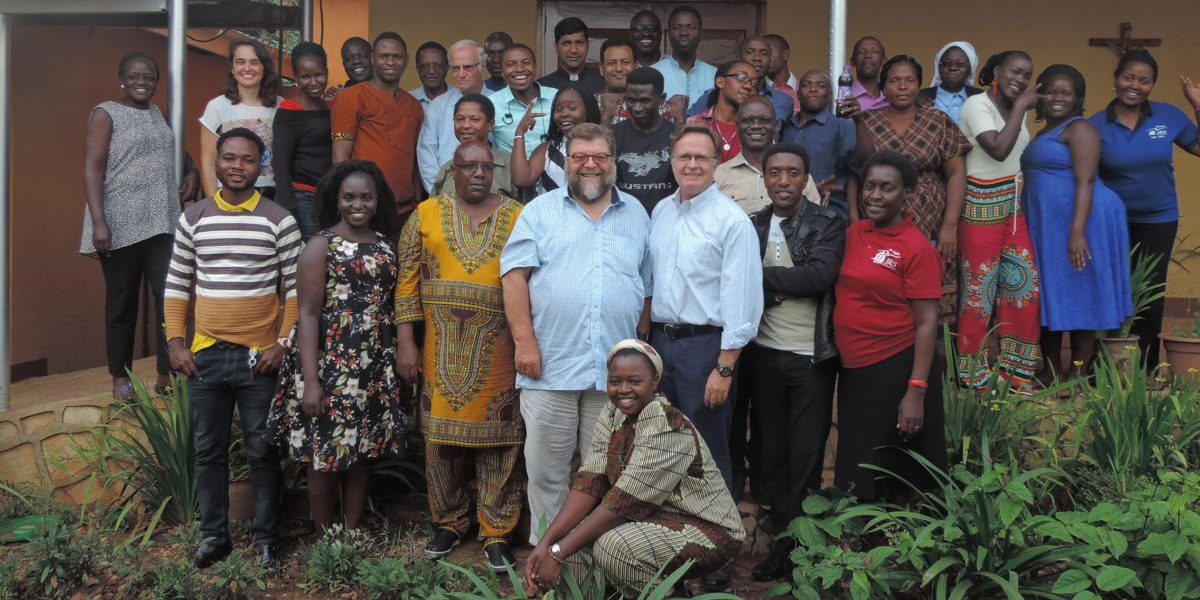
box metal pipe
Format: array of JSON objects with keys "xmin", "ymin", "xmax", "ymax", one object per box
[
  {"xmin": 829, "ymin": 0, "xmax": 848, "ymax": 83},
  {"xmin": 302, "ymin": 0, "xmax": 313, "ymax": 42},
  {"xmin": 0, "ymin": 13, "xmax": 10, "ymax": 411},
  {"xmin": 168, "ymin": 0, "xmax": 186, "ymax": 191}
]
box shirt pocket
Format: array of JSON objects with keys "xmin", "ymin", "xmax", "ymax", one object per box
[{"xmin": 605, "ymin": 232, "xmax": 645, "ymax": 281}]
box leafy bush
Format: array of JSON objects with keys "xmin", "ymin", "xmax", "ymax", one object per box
[
  {"xmin": 0, "ymin": 552, "xmax": 25, "ymax": 600},
  {"xmin": 206, "ymin": 550, "xmax": 266, "ymax": 599},
  {"xmin": 355, "ymin": 556, "xmax": 460, "ymax": 600},
  {"xmin": 146, "ymin": 559, "xmax": 202, "ymax": 600},
  {"xmin": 21, "ymin": 520, "xmax": 102, "ymax": 599},
  {"xmin": 304, "ymin": 525, "xmax": 372, "ymax": 591},
  {"xmin": 442, "ymin": 558, "xmax": 742, "ymax": 600},
  {"xmin": 74, "ymin": 374, "xmax": 197, "ymax": 524}
]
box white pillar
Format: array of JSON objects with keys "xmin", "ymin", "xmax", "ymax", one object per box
[
  {"xmin": 0, "ymin": 13, "xmax": 11, "ymax": 411},
  {"xmin": 168, "ymin": 0, "xmax": 186, "ymax": 190},
  {"xmin": 302, "ymin": 0, "xmax": 313, "ymax": 42},
  {"xmin": 829, "ymin": 0, "xmax": 848, "ymax": 82}
]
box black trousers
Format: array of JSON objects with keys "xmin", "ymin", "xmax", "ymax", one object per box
[
  {"xmin": 1129, "ymin": 220, "xmax": 1177, "ymax": 371},
  {"xmin": 98, "ymin": 234, "xmax": 172, "ymax": 377},
  {"xmin": 746, "ymin": 344, "xmax": 837, "ymax": 528},
  {"xmin": 836, "ymin": 346, "xmax": 947, "ymax": 502}
]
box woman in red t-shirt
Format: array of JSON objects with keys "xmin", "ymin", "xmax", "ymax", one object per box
[{"xmin": 833, "ymin": 151, "xmax": 948, "ymax": 501}]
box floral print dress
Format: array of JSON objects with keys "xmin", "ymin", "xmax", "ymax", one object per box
[{"xmin": 267, "ymin": 232, "xmax": 407, "ymax": 471}]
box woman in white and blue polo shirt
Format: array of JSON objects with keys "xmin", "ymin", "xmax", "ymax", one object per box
[{"xmin": 1090, "ymin": 50, "xmax": 1200, "ymax": 371}]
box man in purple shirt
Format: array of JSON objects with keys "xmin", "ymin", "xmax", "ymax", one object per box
[{"xmin": 851, "ymin": 36, "xmax": 888, "ymax": 111}]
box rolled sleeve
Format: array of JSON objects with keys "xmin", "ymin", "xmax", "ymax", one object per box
[
  {"xmin": 499, "ymin": 208, "xmax": 542, "ymax": 276},
  {"xmin": 719, "ymin": 218, "xmax": 763, "ymax": 349}
]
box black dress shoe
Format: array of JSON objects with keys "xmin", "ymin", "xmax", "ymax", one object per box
[
  {"xmin": 424, "ymin": 529, "xmax": 461, "ymax": 559},
  {"xmin": 256, "ymin": 544, "xmax": 279, "ymax": 573},
  {"xmin": 193, "ymin": 540, "xmax": 233, "ymax": 569},
  {"xmin": 702, "ymin": 563, "xmax": 732, "ymax": 591},
  {"xmin": 483, "ymin": 540, "xmax": 515, "ymax": 573},
  {"xmin": 752, "ymin": 539, "xmax": 795, "ymax": 581}
]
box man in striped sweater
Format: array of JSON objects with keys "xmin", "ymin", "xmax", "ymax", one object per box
[{"xmin": 164, "ymin": 128, "xmax": 301, "ymax": 571}]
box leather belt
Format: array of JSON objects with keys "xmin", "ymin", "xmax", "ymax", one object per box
[{"xmin": 651, "ymin": 322, "xmax": 721, "ymax": 340}]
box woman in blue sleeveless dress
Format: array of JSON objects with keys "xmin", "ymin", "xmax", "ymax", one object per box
[{"xmin": 1022, "ymin": 65, "xmax": 1131, "ymax": 381}]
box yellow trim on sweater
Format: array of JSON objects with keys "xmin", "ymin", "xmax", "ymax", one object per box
[{"xmin": 212, "ymin": 189, "xmax": 261, "ymax": 212}]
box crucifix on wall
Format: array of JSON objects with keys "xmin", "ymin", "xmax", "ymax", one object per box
[{"xmin": 1089, "ymin": 22, "xmax": 1161, "ymax": 55}]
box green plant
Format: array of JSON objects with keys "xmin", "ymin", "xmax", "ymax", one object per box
[
  {"xmin": 1110, "ymin": 248, "xmax": 1166, "ymax": 339},
  {"xmin": 206, "ymin": 550, "xmax": 266, "ymax": 599},
  {"xmin": 441, "ymin": 557, "xmax": 741, "ymax": 600},
  {"xmin": 355, "ymin": 556, "xmax": 457, "ymax": 599},
  {"xmin": 0, "ymin": 552, "xmax": 26, "ymax": 600},
  {"xmin": 74, "ymin": 373, "xmax": 197, "ymax": 524},
  {"xmin": 1172, "ymin": 311, "xmax": 1200, "ymax": 339},
  {"xmin": 146, "ymin": 558, "xmax": 202, "ymax": 600},
  {"xmin": 304, "ymin": 525, "xmax": 372, "ymax": 591},
  {"xmin": 21, "ymin": 519, "xmax": 101, "ymax": 599}
]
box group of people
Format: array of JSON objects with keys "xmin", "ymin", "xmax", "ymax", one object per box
[{"xmin": 80, "ymin": 6, "xmax": 1200, "ymax": 596}]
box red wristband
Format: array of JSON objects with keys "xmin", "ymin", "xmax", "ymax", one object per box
[{"xmin": 907, "ymin": 379, "xmax": 928, "ymax": 389}]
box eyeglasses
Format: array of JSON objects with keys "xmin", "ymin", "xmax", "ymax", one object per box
[
  {"xmin": 450, "ymin": 63, "xmax": 481, "ymax": 73},
  {"xmin": 454, "ymin": 162, "xmax": 496, "ymax": 173},
  {"xmin": 720, "ymin": 72, "xmax": 754, "ymax": 84},
  {"xmin": 672, "ymin": 154, "xmax": 717, "ymax": 165},
  {"xmin": 568, "ymin": 152, "xmax": 611, "ymax": 166}
]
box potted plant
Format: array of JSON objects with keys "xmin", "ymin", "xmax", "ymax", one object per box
[
  {"xmin": 1100, "ymin": 248, "xmax": 1165, "ymax": 371},
  {"xmin": 1161, "ymin": 311, "xmax": 1200, "ymax": 383}
]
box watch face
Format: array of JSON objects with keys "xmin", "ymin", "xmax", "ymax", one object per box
[{"xmin": 717, "ymin": 364, "xmax": 733, "ymax": 377}]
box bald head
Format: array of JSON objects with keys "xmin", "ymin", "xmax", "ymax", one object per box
[
  {"xmin": 736, "ymin": 95, "xmax": 777, "ymax": 153},
  {"xmin": 740, "ymin": 35, "xmax": 771, "ymax": 79}
]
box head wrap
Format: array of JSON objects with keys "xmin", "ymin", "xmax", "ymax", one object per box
[
  {"xmin": 607, "ymin": 339, "xmax": 664, "ymax": 378},
  {"xmin": 930, "ymin": 41, "xmax": 978, "ymax": 89}
]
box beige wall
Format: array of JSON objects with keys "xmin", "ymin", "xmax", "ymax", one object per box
[{"xmin": 10, "ymin": 25, "xmax": 229, "ymax": 374}]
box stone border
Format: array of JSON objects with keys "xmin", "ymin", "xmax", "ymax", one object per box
[{"xmin": 0, "ymin": 396, "xmax": 110, "ymax": 504}]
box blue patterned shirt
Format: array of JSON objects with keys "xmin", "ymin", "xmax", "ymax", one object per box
[{"xmin": 501, "ymin": 189, "xmax": 653, "ymax": 390}]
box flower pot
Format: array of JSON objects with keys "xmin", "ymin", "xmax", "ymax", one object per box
[
  {"xmin": 228, "ymin": 478, "xmax": 255, "ymax": 522},
  {"xmin": 1099, "ymin": 336, "xmax": 1140, "ymax": 374},
  {"xmin": 1160, "ymin": 334, "xmax": 1200, "ymax": 383}
]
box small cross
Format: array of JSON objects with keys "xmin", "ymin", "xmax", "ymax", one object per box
[{"xmin": 1089, "ymin": 22, "xmax": 1161, "ymax": 55}]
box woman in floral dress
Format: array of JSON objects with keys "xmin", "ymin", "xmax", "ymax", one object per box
[{"xmin": 267, "ymin": 159, "xmax": 405, "ymax": 531}]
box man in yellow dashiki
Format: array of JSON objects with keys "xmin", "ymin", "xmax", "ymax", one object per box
[{"xmin": 395, "ymin": 140, "xmax": 524, "ymax": 572}]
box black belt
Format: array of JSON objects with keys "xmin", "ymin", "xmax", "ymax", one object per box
[{"xmin": 651, "ymin": 322, "xmax": 721, "ymax": 340}]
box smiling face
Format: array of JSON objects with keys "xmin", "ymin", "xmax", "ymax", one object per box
[
  {"xmin": 1115, "ymin": 60, "xmax": 1155, "ymax": 108},
  {"xmin": 607, "ymin": 353, "xmax": 659, "ymax": 418},
  {"xmin": 625, "ymin": 83, "xmax": 664, "ymax": 128},
  {"xmin": 565, "ymin": 136, "xmax": 615, "ymax": 203},
  {"xmin": 764, "ymin": 152, "xmax": 809, "ymax": 216},
  {"xmin": 231, "ymin": 44, "xmax": 264, "ymax": 90},
  {"xmin": 452, "ymin": 142, "xmax": 496, "ymax": 205},
  {"xmin": 853, "ymin": 38, "xmax": 885, "ymax": 81},
  {"xmin": 556, "ymin": 31, "xmax": 588, "ymax": 73},
  {"xmin": 671, "ymin": 131, "xmax": 719, "ymax": 197},
  {"xmin": 1039, "ymin": 74, "xmax": 1079, "ymax": 120},
  {"xmin": 798, "ymin": 70, "xmax": 831, "ymax": 113},
  {"xmin": 629, "ymin": 12, "xmax": 662, "ymax": 58},
  {"xmin": 553, "ymin": 88, "xmax": 587, "ymax": 136},
  {"xmin": 215, "ymin": 137, "xmax": 262, "ymax": 192},
  {"xmin": 883, "ymin": 62, "xmax": 920, "ymax": 110},
  {"xmin": 416, "ymin": 47, "xmax": 448, "ymax": 91},
  {"xmin": 937, "ymin": 46, "xmax": 970, "ymax": 90},
  {"xmin": 453, "ymin": 101, "xmax": 493, "ymax": 143},
  {"xmin": 294, "ymin": 55, "xmax": 328, "ymax": 102},
  {"xmin": 341, "ymin": 40, "xmax": 372, "ymax": 83},
  {"xmin": 372, "ymin": 39, "xmax": 408, "ymax": 84},
  {"xmin": 736, "ymin": 98, "xmax": 776, "ymax": 152},
  {"xmin": 120, "ymin": 57, "xmax": 158, "ymax": 105},
  {"xmin": 337, "ymin": 172, "xmax": 378, "ymax": 229},
  {"xmin": 601, "ymin": 44, "xmax": 636, "ymax": 91},
  {"xmin": 717, "ymin": 63, "xmax": 757, "ymax": 107},
  {"xmin": 740, "ymin": 37, "xmax": 771, "ymax": 80},
  {"xmin": 994, "ymin": 54, "xmax": 1033, "ymax": 101},
  {"xmin": 502, "ymin": 47, "xmax": 537, "ymax": 92},
  {"xmin": 667, "ymin": 11, "xmax": 701, "ymax": 56},
  {"xmin": 862, "ymin": 164, "xmax": 907, "ymax": 226},
  {"xmin": 448, "ymin": 45, "xmax": 484, "ymax": 92}
]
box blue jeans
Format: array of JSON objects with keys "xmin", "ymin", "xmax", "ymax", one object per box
[
  {"xmin": 189, "ymin": 343, "xmax": 281, "ymax": 546},
  {"xmin": 292, "ymin": 188, "xmax": 321, "ymax": 241}
]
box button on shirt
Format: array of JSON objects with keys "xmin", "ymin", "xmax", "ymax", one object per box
[
  {"xmin": 652, "ymin": 56, "xmax": 718, "ymax": 106},
  {"xmin": 851, "ymin": 81, "xmax": 888, "ymax": 111},
  {"xmin": 649, "ymin": 183, "xmax": 763, "ymax": 349},
  {"xmin": 1090, "ymin": 100, "xmax": 1200, "ymax": 224},
  {"xmin": 490, "ymin": 84, "xmax": 558, "ymax": 158},
  {"xmin": 501, "ymin": 189, "xmax": 653, "ymax": 391},
  {"xmin": 713, "ymin": 152, "xmax": 821, "ymax": 213},
  {"xmin": 779, "ymin": 110, "xmax": 856, "ymax": 218},
  {"xmin": 933, "ymin": 86, "xmax": 970, "ymax": 124}
]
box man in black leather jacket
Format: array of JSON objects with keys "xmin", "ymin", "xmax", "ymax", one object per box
[{"xmin": 745, "ymin": 142, "xmax": 846, "ymax": 581}]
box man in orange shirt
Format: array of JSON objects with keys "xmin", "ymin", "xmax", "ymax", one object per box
[{"xmin": 332, "ymin": 32, "xmax": 424, "ymax": 216}]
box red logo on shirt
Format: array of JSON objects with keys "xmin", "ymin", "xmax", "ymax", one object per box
[{"xmin": 871, "ymin": 248, "xmax": 901, "ymax": 270}]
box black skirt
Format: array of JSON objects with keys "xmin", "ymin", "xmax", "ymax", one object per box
[{"xmin": 835, "ymin": 345, "xmax": 947, "ymax": 501}]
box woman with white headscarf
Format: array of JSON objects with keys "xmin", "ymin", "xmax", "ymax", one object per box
[{"xmin": 919, "ymin": 41, "xmax": 983, "ymax": 123}]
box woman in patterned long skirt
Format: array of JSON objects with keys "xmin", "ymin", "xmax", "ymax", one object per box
[{"xmin": 267, "ymin": 160, "xmax": 406, "ymax": 531}]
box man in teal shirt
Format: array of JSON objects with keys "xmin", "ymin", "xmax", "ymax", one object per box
[{"xmin": 490, "ymin": 43, "xmax": 557, "ymax": 158}]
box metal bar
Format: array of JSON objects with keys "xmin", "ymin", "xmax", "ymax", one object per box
[
  {"xmin": 302, "ymin": 0, "xmax": 313, "ymax": 42},
  {"xmin": 828, "ymin": 0, "xmax": 847, "ymax": 83},
  {"xmin": 168, "ymin": 0, "xmax": 185, "ymax": 192},
  {"xmin": 0, "ymin": 13, "xmax": 11, "ymax": 410}
]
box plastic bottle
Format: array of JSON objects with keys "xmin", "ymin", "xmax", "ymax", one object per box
[{"xmin": 836, "ymin": 64, "xmax": 854, "ymax": 117}]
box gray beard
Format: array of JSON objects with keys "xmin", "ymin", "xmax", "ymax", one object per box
[{"xmin": 568, "ymin": 170, "xmax": 616, "ymax": 204}]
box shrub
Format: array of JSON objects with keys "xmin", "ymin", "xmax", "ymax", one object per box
[
  {"xmin": 21, "ymin": 520, "xmax": 102, "ymax": 600},
  {"xmin": 355, "ymin": 556, "xmax": 461, "ymax": 600},
  {"xmin": 146, "ymin": 559, "xmax": 202, "ymax": 600},
  {"xmin": 206, "ymin": 550, "xmax": 266, "ymax": 599},
  {"xmin": 0, "ymin": 552, "xmax": 25, "ymax": 600},
  {"xmin": 304, "ymin": 525, "xmax": 372, "ymax": 591}
]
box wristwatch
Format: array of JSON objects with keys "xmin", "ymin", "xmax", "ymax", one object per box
[
  {"xmin": 715, "ymin": 363, "xmax": 734, "ymax": 377},
  {"xmin": 549, "ymin": 543, "xmax": 566, "ymax": 564}
]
